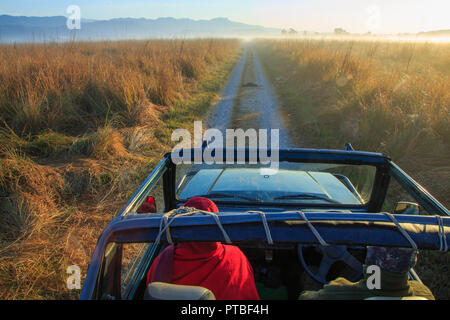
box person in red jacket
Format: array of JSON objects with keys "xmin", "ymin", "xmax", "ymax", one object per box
[{"xmin": 146, "ymin": 197, "xmax": 260, "ymax": 300}]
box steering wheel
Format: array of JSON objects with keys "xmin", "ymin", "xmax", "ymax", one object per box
[{"xmin": 298, "ymin": 245, "xmax": 363, "ymax": 284}]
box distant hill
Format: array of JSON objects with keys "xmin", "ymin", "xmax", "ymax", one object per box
[
  {"xmin": 0, "ymin": 15, "xmax": 280, "ymax": 42},
  {"xmin": 417, "ymin": 29, "xmax": 450, "ymax": 37}
]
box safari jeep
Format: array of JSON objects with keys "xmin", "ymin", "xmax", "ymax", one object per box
[{"xmin": 80, "ymin": 146, "xmax": 449, "ymax": 300}]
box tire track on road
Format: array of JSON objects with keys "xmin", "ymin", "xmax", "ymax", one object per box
[{"xmin": 207, "ymin": 45, "xmax": 292, "ymax": 149}]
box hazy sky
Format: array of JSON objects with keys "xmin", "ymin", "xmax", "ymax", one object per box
[{"xmin": 1, "ymin": 0, "xmax": 449, "ymax": 34}]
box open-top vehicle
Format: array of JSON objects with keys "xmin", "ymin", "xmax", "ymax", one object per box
[{"xmin": 80, "ymin": 146, "xmax": 449, "ymax": 300}]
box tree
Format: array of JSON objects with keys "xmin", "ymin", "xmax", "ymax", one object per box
[{"xmin": 334, "ymin": 28, "xmax": 348, "ymax": 35}]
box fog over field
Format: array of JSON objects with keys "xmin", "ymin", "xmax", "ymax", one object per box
[
  {"xmin": 0, "ymin": 15, "xmax": 281, "ymax": 42},
  {"xmin": 1, "ymin": 14, "xmax": 449, "ymax": 43}
]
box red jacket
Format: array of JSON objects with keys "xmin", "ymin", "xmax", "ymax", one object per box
[
  {"xmin": 146, "ymin": 196, "xmax": 259, "ymax": 300},
  {"xmin": 147, "ymin": 242, "xmax": 260, "ymax": 300}
]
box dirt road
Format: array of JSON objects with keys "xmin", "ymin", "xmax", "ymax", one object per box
[{"xmin": 207, "ymin": 45, "xmax": 292, "ymax": 149}]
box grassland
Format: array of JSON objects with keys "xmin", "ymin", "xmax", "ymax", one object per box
[
  {"xmin": 0, "ymin": 39, "xmax": 241, "ymax": 299},
  {"xmin": 256, "ymin": 39, "xmax": 450, "ymax": 299},
  {"xmin": 1, "ymin": 37, "xmax": 448, "ymax": 300}
]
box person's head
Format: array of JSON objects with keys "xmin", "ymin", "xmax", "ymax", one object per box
[
  {"xmin": 184, "ymin": 197, "xmax": 219, "ymax": 213},
  {"xmin": 181, "ymin": 197, "xmax": 220, "ymax": 252},
  {"xmin": 365, "ymin": 246, "xmax": 418, "ymax": 274}
]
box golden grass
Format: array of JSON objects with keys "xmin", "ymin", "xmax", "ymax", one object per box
[
  {"xmin": 256, "ymin": 38, "xmax": 450, "ymax": 299},
  {"xmin": 257, "ymin": 39, "xmax": 449, "ymax": 205},
  {"xmin": 0, "ymin": 39, "xmax": 241, "ymax": 299},
  {"xmin": 0, "ymin": 40, "xmax": 239, "ymax": 134}
]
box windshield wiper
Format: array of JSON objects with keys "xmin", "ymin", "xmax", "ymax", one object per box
[
  {"xmin": 273, "ymin": 193, "xmax": 340, "ymax": 204},
  {"xmin": 196, "ymin": 192, "xmax": 260, "ymax": 202}
]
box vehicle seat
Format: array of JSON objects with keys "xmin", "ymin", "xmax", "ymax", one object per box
[
  {"xmin": 144, "ymin": 282, "xmax": 216, "ymax": 300},
  {"xmin": 365, "ymin": 296, "xmax": 428, "ymax": 300}
]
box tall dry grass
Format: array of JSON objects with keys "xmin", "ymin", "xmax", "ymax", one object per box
[
  {"xmin": 257, "ymin": 39, "xmax": 449, "ymax": 202},
  {"xmin": 256, "ymin": 39, "xmax": 449, "ymax": 298},
  {"xmin": 0, "ymin": 39, "xmax": 241, "ymax": 299},
  {"xmin": 0, "ymin": 39, "xmax": 238, "ymax": 135}
]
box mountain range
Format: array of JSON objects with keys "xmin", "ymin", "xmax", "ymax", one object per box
[{"xmin": 0, "ymin": 15, "xmax": 281, "ymax": 42}]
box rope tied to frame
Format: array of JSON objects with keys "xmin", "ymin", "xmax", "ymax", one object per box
[
  {"xmin": 156, "ymin": 207, "xmax": 198, "ymax": 245},
  {"xmin": 383, "ymin": 212, "xmax": 418, "ymax": 251},
  {"xmin": 202, "ymin": 211, "xmax": 232, "ymax": 244},
  {"xmin": 154, "ymin": 208, "xmax": 448, "ymax": 251},
  {"xmin": 296, "ymin": 210, "xmax": 329, "ymax": 247},
  {"xmin": 248, "ymin": 211, "xmax": 274, "ymax": 245},
  {"xmin": 155, "ymin": 207, "xmax": 232, "ymax": 245},
  {"xmin": 436, "ymin": 215, "xmax": 448, "ymax": 252}
]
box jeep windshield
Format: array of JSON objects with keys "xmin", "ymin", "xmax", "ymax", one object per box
[{"xmin": 175, "ymin": 162, "xmax": 376, "ymax": 206}]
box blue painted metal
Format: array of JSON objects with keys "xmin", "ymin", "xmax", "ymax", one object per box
[
  {"xmin": 169, "ymin": 148, "xmax": 387, "ymax": 165},
  {"xmin": 120, "ymin": 211, "xmax": 449, "ymax": 227},
  {"xmin": 80, "ymin": 211, "xmax": 450, "ymax": 299}
]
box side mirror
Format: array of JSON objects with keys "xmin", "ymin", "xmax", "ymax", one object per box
[
  {"xmin": 394, "ymin": 201, "xmax": 419, "ymax": 215},
  {"xmin": 137, "ymin": 196, "xmax": 157, "ymax": 213}
]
